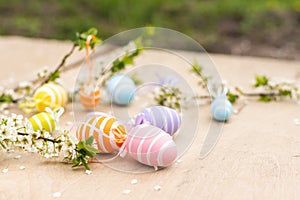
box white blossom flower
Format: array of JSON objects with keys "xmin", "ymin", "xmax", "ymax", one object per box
[
  {"xmin": 18, "ymin": 81, "xmax": 32, "ymax": 88},
  {"xmin": 0, "ymin": 112, "xmax": 93, "ymax": 171},
  {"xmin": 44, "ymin": 154, "xmax": 50, "ymax": 159},
  {"xmin": 2, "ymin": 168, "xmax": 8, "ymax": 173}
]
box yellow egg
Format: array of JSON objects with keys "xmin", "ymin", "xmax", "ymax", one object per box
[
  {"xmin": 34, "ymin": 83, "xmax": 68, "ymax": 112},
  {"xmin": 29, "ymin": 112, "xmax": 56, "ymax": 132}
]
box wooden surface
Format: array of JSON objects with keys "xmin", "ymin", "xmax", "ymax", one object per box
[{"xmin": 1, "ymin": 36, "xmax": 300, "ymax": 200}]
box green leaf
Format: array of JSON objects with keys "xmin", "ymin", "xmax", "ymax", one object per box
[
  {"xmin": 145, "ymin": 26, "xmax": 155, "ymax": 36},
  {"xmin": 254, "ymin": 75, "xmax": 268, "ymax": 87},
  {"xmin": 72, "ymin": 157, "xmax": 80, "ymax": 167},
  {"xmin": 191, "ymin": 62, "xmax": 203, "ymax": 76},
  {"xmin": 74, "ymin": 27, "xmax": 102, "ymax": 50},
  {"xmin": 134, "ymin": 37, "xmax": 143, "ymax": 49},
  {"xmin": 259, "ymin": 95, "xmax": 271, "ymax": 102},
  {"xmin": 279, "ymin": 89, "xmax": 292, "ymax": 97},
  {"xmin": 85, "ymin": 136, "xmax": 94, "ymax": 145},
  {"xmin": 77, "ymin": 140, "xmax": 85, "ymax": 151},
  {"xmin": 191, "ymin": 61, "xmax": 209, "ymax": 86},
  {"xmin": 81, "ymin": 158, "xmax": 90, "ymax": 170},
  {"xmin": 84, "ymin": 145, "xmax": 99, "ymax": 158},
  {"xmin": 130, "ymin": 75, "xmax": 143, "ymax": 85},
  {"xmin": 0, "ymin": 94, "xmax": 14, "ymax": 103},
  {"xmin": 227, "ymin": 91, "xmax": 239, "ymax": 103},
  {"xmin": 46, "ymin": 70, "xmax": 60, "ymax": 83},
  {"xmin": 87, "ymin": 27, "xmax": 98, "ymax": 36}
]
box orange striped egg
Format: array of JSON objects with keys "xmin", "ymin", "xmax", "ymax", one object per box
[
  {"xmin": 76, "ymin": 116, "xmax": 127, "ymax": 153},
  {"xmin": 34, "ymin": 83, "xmax": 68, "ymax": 112},
  {"xmin": 79, "ymin": 86, "xmax": 101, "ymax": 109}
]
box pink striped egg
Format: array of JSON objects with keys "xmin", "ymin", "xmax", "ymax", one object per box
[
  {"xmin": 76, "ymin": 116, "xmax": 127, "ymax": 153},
  {"xmin": 126, "ymin": 124, "xmax": 177, "ymax": 167}
]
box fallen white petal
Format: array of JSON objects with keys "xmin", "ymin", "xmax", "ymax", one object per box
[
  {"xmin": 85, "ymin": 170, "xmax": 92, "ymax": 175},
  {"xmin": 14, "ymin": 155, "xmax": 22, "ymax": 159},
  {"xmin": 153, "ymin": 185, "xmax": 161, "ymax": 191},
  {"xmin": 122, "ymin": 189, "xmax": 131, "ymax": 194},
  {"xmin": 19, "ymin": 166, "xmax": 26, "ymax": 170},
  {"xmin": 65, "ymin": 121, "xmax": 73, "ymax": 126},
  {"xmin": 2, "ymin": 168, "xmax": 8, "ymax": 173},
  {"xmin": 131, "ymin": 179, "xmax": 138, "ymax": 185},
  {"xmin": 52, "ymin": 192, "xmax": 61, "ymax": 198},
  {"xmin": 176, "ymin": 159, "xmax": 182, "ymax": 163},
  {"xmin": 8, "ymin": 149, "xmax": 14, "ymax": 153}
]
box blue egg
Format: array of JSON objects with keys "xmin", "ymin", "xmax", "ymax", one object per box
[
  {"xmin": 210, "ymin": 97, "xmax": 232, "ymax": 121},
  {"xmin": 106, "ymin": 74, "xmax": 136, "ymax": 105}
]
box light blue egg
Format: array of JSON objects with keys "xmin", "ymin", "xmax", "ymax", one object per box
[
  {"xmin": 210, "ymin": 97, "xmax": 232, "ymax": 121},
  {"xmin": 106, "ymin": 74, "xmax": 136, "ymax": 105}
]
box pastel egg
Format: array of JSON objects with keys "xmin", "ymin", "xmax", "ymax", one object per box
[
  {"xmin": 79, "ymin": 86, "xmax": 101, "ymax": 109},
  {"xmin": 29, "ymin": 112, "xmax": 55, "ymax": 132},
  {"xmin": 34, "ymin": 83, "xmax": 68, "ymax": 112},
  {"xmin": 126, "ymin": 124, "xmax": 177, "ymax": 167},
  {"xmin": 210, "ymin": 97, "xmax": 232, "ymax": 121},
  {"xmin": 135, "ymin": 106, "xmax": 181, "ymax": 135},
  {"xmin": 76, "ymin": 116, "xmax": 127, "ymax": 153},
  {"xmin": 106, "ymin": 74, "xmax": 135, "ymax": 106}
]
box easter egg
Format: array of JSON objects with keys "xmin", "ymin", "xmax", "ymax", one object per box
[
  {"xmin": 106, "ymin": 74, "xmax": 135, "ymax": 106},
  {"xmin": 79, "ymin": 86, "xmax": 101, "ymax": 109},
  {"xmin": 34, "ymin": 83, "xmax": 68, "ymax": 112},
  {"xmin": 126, "ymin": 124, "xmax": 177, "ymax": 167},
  {"xmin": 29, "ymin": 112, "xmax": 55, "ymax": 132},
  {"xmin": 210, "ymin": 97, "xmax": 232, "ymax": 121},
  {"xmin": 76, "ymin": 116, "xmax": 127, "ymax": 153},
  {"xmin": 135, "ymin": 106, "xmax": 181, "ymax": 135}
]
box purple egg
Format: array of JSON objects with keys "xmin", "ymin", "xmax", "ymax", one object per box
[{"xmin": 135, "ymin": 106, "xmax": 181, "ymax": 135}]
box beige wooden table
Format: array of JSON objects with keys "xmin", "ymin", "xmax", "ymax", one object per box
[{"xmin": 0, "ymin": 36, "xmax": 300, "ymax": 200}]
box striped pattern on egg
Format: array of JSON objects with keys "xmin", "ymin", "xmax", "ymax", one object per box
[
  {"xmin": 126, "ymin": 124, "xmax": 178, "ymax": 167},
  {"xmin": 106, "ymin": 74, "xmax": 135, "ymax": 106},
  {"xmin": 76, "ymin": 116, "xmax": 127, "ymax": 153},
  {"xmin": 210, "ymin": 98, "xmax": 232, "ymax": 121},
  {"xmin": 34, "ymin": 83, "xmax": 68, "ymax": 112},
  {"xmin": 29, "ymin": 112, "xmax": 55, "ymax": 132},
  {"xmin": 135, "ymin": 106, "xmax": 181, "ymax": 135},
  {"xmin": 79, "ymin": 87, "xmax": 101, "ymax": 109}
]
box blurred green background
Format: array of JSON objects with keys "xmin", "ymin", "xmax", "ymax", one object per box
[{"xmin": 0, "ymin": 0, "xmax": 299, "ymax": 59}]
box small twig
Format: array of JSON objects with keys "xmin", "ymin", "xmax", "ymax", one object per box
[
  {"xmin": 235, "ymin": 86, "xmax": 280, "ymax": 97},
  {"xmin": 13, "ymin": 45, "xmax": 116, "ymax": 94},
  {"xmin": 193, "ymin": 95, "xmax": 211, "ymax": 99},
  {"xmin": 242, "ymin": 92, "xmax": 280, "ymax": 97},
  {"xmin": 32, "ymin": 44, "xmax": 77, "ymax": 94},
  {"xmin": 18, "ymin": 132, "xmax": 60, "ymax": 143}
]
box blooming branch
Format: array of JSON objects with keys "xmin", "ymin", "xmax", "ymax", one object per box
[{"xmin": 0, "ymin": 113, "xmax": 99, "ymax": 171}]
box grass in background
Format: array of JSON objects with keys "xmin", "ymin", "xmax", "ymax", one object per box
[{"xmin": 0, "ymin": 0, "xmax": 299, "ymax": 58}]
